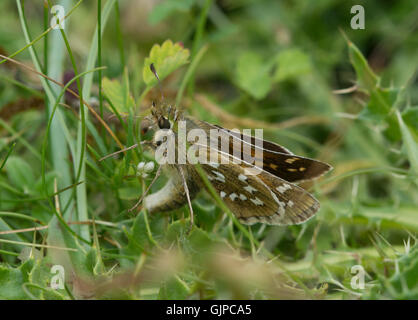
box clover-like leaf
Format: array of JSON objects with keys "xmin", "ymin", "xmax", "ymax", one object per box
[
  {"xmin": 235, "ymin": 51, "xmax": 272, "ymax": 100},
  {"xmin": 143, "ymin": 40, "xmax": 190, "ymax": 87},
  {"xmin": 273, "ymin": 48, "xmax": 312, "ymax": 82}
]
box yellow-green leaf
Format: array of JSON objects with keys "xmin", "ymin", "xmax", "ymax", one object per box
[{"xmin": 143, "ymin": 40, "xmax": 190, "ymax": 87}]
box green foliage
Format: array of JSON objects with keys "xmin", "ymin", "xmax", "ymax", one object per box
[
  {"xmin": 387, "ymin": 245, "xmax": 418, "ymax": 299},
  {"xmin": 348, "ymin": 41, "xmax": 378, "ymax": 90},
  {"xmin": 348, "ymin": 39, "xmax": 417, "ymax": 144},
  {"xmin": 5, "ymin": 156, "xmax": 35, "ymax": 194},
  {"xmin": 274, "ymin": 49, "xmax": 312, "ymax": 82},
  {"xmin": 158, "ymin": 276, "xmax": 190, "ymax": 300},
  {"xmin": 367, "ymin": 244, "xmax": 418, "ymax": 299},
  {"xmin": 235, "ymin": 51, "xmax": 272, "ymax": 99},
  {"xmin": 0, "ymin": 260, "xmax": 33, "ymax": 299},
  {"xmin": 102, "ymin": 76, "xmax": 135, "ymax": 114},
  {"xmin": 397, "ymin": 111, "xmax": 418, "ymax": 177},
  {"xmin": 0, "ymin": 0, "xmax": 417, "ymax": 300},
  {"xmin": 149, "ymin": 0, "xmax": 194, "ymax": 25}
]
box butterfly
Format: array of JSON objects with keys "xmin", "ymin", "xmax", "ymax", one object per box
[
  {"xmin": 104, "ymin": 64, "xmax": 332, "ymax": 227},
  {"xmin": 137, "ymin": 120, "xmax": 331, "ymax": 227}
]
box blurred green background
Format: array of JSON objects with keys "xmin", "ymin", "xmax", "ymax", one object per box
[{"xmin": 0, "ymin": 0, "xmax": 417, "ymax": 299}]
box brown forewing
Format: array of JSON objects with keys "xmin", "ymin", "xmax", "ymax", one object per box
[{"xmin": 186, "ymin": 117, "xmax": 332, "ymax": 183}]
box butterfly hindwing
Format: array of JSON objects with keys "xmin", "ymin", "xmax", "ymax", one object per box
[{"xmin": 198, "ymin": 151, "xmax": 319, "ymax": 225}]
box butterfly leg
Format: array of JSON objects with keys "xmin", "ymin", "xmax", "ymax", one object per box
[
  {"xmin": 128, "ymin": 165, "xmax": 162, "ymax": 212},
  {"xmin": 99, "ymin": 143, "xmax": 139, "ymax": 161},
  {"xmin": 178, "ymin": 165, "xmax": 194, "ymax": 230}
]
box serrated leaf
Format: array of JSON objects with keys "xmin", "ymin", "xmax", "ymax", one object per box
[
  {"xmin": 397, "ymin": 110, "xmax": 418, "ymax": 177},
  {"xmin": 158, "ymin": 275, "xmax": 189, "ymax": 299},
  {"xmin": 29, "ymin": 257, "xmax": 67, "ymax": 300},
  {"xmin": 5, "ymin": 156, "xmax": 35, "ymax": 194},
  {"xmin": 0, "ymin": 260, "xmax": 33, "ymax": 299},
  {"xmin": 148, "ymin": 0, "xmax": 194, "ymax": 25},
  {"xmin": 186, "ymin": 227, "xmax": 216, "ymax": 255},
  {"xmin": 34, "ymin": 171, "xmax": 57, "ymax": 196},
  {"xmin": 119, "ymin": 211, "xmax": 158, "ymax": 268},
  {"xmin": 348, "ymin": 41, "xmax": 378, "ymax": 91},
  {"xmin": 386, "ymin": 245, "xmax": 418, "ymax": 299},
  {"xmin": 235, "ymin": 52, "xmax": 272, "ymax": 99},
  {"xmin": 273, "ymin": 48, "xmax": 312, "ymax": 82},
  {"xmin": 143, "ymin": 40, "xmax": 190, "ymax": 87},
  {"xmin": 102, "ymin": 77, "xmax": 135, "ymax": 114}
]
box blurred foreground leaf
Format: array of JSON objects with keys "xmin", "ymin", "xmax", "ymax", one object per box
[
  {"xmin": 5, "ymin": 156, "xmax": 35, "ymax": 194},
  {"xmin": 158, "ymin": 275, "xmax": 190, "ymax": 299},
  {"xmin": 274, "ymin": 48, "xmax": 312, "ymax": 82},
  {"xmin": 347, "ymin": 40, "xmax": 414, "ymax": 142},
  {"xmin": 148, "ymin": 0, "xmax": 194, "ymax": 25},
  {"xmin": 402, "ymin": 106, "xmax": 418, "ymax": 136},
  {"xmin": 348, "ymin": 41, "xmax": 378, "ymax": 91},
  {"xmin": 235, "ymin": 52, "xmax": 272, "ymax": 99}
]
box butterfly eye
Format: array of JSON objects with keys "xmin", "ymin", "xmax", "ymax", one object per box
[
  {"xmin": 158, "ymin": 117, "xmax": 170, "ymax": 129},
  {"xmin": 141, "ymin": 126, "xmax": 149, "ymax": 135}
]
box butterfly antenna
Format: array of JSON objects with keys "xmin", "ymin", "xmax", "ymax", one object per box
[{"xmin": 150, "ymin": 63, "xmax": 165, "ymax": 102}]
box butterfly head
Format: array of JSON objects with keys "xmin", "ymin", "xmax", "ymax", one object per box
[{"xmin": 140, "ymin": 99, "xmax": 181, "ymax": 152}]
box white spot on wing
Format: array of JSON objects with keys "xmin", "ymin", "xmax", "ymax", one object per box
[
  {"xmin": 288, "ymin": 200, "xmax": 294, "ymax": 207},
  {"xmin": 244, "ymin": 185, "xmax": 257, "ymax": 194},
  {"xmin": 239, "ymin": 194, "xmax": 247, "ymax": 201},
  {"xmin": 229, "ymin": 193, "xmax": 238, "ymax": 201},
  {"xmin": 212, "ymin": 170, "xmax": 226, "ymax": 183},
  {"xmin": 209, "ymin": 162, "xmax": 219, "ymax": 169},
  {"xmin": 238, "ymin": 174, "xmax": 248, "ymax": 182},
  {"xmin": 250, "ymin": 197, "xmax": 264, "ymax": 206},
  {"xmin": 276, "ymin": 183, "xmax": 292, "ymax": 194},
  {"xmin": 220, "ymin": 191, "xmax": 226, "ymax": 198}
]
